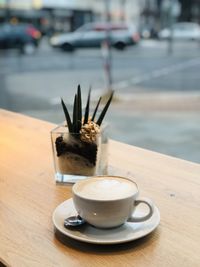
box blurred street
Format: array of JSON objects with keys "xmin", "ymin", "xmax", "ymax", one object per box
[{"xmin": 1, "ymin": 38, "xmax": 200, "ymax": 163}]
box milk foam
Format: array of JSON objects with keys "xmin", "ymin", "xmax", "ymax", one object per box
[{"xmin": 75, "ymin": 177, "xmax": 137, "ymax": 200}]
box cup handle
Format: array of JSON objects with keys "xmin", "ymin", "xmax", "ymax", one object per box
[{"xmin": 128, "ymin": 197, "xmax": 154, "ymax": 223}]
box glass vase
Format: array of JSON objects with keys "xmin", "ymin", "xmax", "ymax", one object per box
[{"xmin": 51, "ymin": 124, "xmax": 108, "ymax": 184}]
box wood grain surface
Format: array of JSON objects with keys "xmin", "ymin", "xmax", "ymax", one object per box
[{"xmin": 0, "ymin": 109, "xmax": 200, "ymax": 267}]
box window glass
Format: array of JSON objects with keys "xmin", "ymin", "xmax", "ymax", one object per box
[{"xmin": 1, "ymin": 1, "xmax": 200, "ymax": 163}]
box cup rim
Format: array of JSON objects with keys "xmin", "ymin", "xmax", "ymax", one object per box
[{"xmin": 72, "ymin": 175, "xmax": 139, "ymax": 202}]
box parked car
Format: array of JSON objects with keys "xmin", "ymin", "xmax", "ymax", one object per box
[
  {"xmin": 0, "ymin": 23, "xmax": 41, "ymax": 54},
  {"xmin": 158, "ymin": 22, "xmax": 200, "ymax": 41},
  {"xmin": 50, "ymin": 22, "xmax": 140, "ymax": 52}
]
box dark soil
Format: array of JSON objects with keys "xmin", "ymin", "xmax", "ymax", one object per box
[{"xmin": 55, "ymin": 136, "xmax": 97, "ymax": 165}]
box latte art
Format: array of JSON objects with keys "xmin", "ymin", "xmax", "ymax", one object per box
[{"xmin": 74, "ymin": 177, "xmax": 137, "ymax": 200}]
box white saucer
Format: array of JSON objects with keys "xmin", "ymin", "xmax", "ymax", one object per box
[{"xmin": 52, "ymin": 198, "xmax": 160, "ymax": 245}]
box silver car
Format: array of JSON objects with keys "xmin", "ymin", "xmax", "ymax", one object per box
[{"xmin": 50, "ymin": 22, "xmax": 140, "ymax": 52}]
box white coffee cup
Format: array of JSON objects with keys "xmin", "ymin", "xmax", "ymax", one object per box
[{"xmin": 72, "ymin": 176, "xmax": 154, "ymax": 228}]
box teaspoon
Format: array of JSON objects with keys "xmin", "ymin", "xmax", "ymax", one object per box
[{"xmin": 64, "ymin": 215, "xmax": 86, "ymax": 228}]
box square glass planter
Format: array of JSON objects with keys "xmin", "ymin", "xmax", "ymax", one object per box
[{"xmin": 51, "ymin": 124, "xmax": 108, "ymax": 184}]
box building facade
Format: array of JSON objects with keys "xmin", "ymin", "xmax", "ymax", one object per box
[
  {"xmin": 1, "ymin": 0, "xmax": 200, "ymax": 33},
  {"xmin": 0, "ymin": 0, "xmax": 142, "ymax": 34}
]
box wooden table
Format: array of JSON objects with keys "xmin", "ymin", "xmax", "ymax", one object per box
[{"xmin": 0, "ymin": 109, "xmax": 200, "ymax": 267}]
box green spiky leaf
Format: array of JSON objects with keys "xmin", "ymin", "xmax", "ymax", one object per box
[
  {"xmin": 96, "ymin": 91, "xmax": 114, "ymax": 126},
  {"xmin": 84, "ymin": 87, "xmax": 91, "ymax": 124},
  {"xmin": 77, "ymin": 85, "xmax": 82, "ymax": 132},
  {"xmin": 91, "ymin": 96, "xmax": 101, "ymax": 121},
  {"xmin": 72, "ymin": 94, "xmax": 78, "ymax": 133},
  {"xmin": 61, "ymin": 98, "xmax": 73, "ymax": 132},
  {"xmin": 61, "ymin": 86, "xmax": 114, "ymax": 135}
]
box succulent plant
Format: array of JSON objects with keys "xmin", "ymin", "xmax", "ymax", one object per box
[
  {"xmin": 55, "ymin": 85, "xmax": 112, "ymax": 176},
  {"xmin": 61, "ymin": 85, "xmax": 114, "ymax": 139}
]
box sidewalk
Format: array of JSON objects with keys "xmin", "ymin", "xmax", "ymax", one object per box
[
  {"xmin": 114, "ymin": 90, "xmax": 200, "ymax": 111},
  {"xmin": 110, "ymin": 91, "xmax": 200, "ymax": 163}
]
